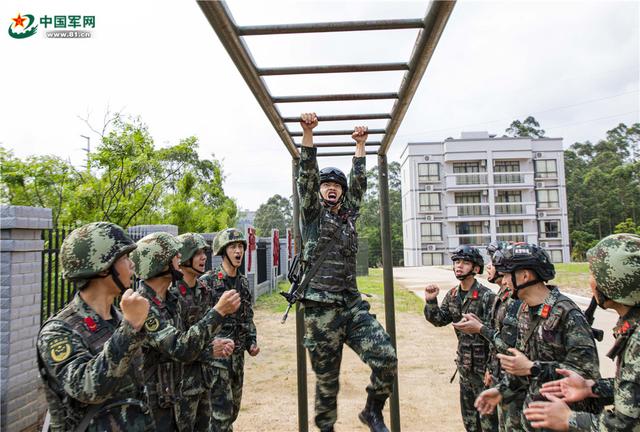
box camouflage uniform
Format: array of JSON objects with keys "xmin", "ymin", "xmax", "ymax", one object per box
[
  {"xmin": 171, "ymin": 233, "xmax": 217, "ymax": 432},
  {"xmin": 424, "ymin": 279, "xmax": 499, "ymax": 432},
  {"xmin": 37, "ymin": 222, "xmax": 154, "ymax": 432},
  {"xmin": 298, "ymin": 146, "xmax": 397, "ymax": 430},
  {"xmin": 132, "ymin": 232, "xmax": 224, "ymax": 432},
  {"xmin": 480, "ymin": 285, "xmax": 527, "ymax": 431},
  {"xmin": 567, "ymin": 234, "xmax": 640, "ymax": 431},
  {"xmin": 201, "ymin": 265, "xmax": 256, "ymax": 432}
]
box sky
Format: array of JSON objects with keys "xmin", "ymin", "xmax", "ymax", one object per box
[{"xmin": 1, "ymin": 0, "xmax": 638, "ymax": 212}]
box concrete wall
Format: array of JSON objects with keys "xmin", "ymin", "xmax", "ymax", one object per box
[{"xmin": 0, "ymin": 205, "xmax": 51, "ymax": 432}]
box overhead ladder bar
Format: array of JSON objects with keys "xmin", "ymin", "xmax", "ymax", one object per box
[{"xmin": 236, "ymin": 18, "xmax": 425, "ymax": 35}]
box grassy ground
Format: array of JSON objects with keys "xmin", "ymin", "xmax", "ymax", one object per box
[
  {"xmin": 550, "ymin": 262, "xmax": 591, "ymax": 297},
  {"xmin": 256, "ymin": 268, "xmax": 424, "ymax": 314}
]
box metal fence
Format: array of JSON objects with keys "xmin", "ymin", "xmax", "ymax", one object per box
[{"xmin": 41, "ymin": 227, "xmax": 76, "ymax": 321}]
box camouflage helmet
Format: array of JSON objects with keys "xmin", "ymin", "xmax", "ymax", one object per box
[
  {"xmin": 213, "ymin": 228, "xmax": 247, "ymax": 256},
  {"xmin": 587, "ymin": 233, "xmax": 640, "ymax": 306},
  {"xmin": 176, "ymin": 233, "xmax": 210, "ymax": 265},
  {"xmin": 131, "ymin": 232, "xmax": 182, "ymax": 280},
  {"xmin": 60, "ymin": 222, "xmax": 137, "ymax": 285}
]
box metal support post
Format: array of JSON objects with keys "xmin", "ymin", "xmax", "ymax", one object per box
[
  {"xmin": 292, "ymin": 158, "xmax": 309, "ymax": 432},
  {"xmin": 378, "ymin": 154, "xmax": 401, "ymax": 432}
]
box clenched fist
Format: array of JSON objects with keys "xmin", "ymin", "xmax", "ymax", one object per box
[
  {"xmin": 424, "ymin": 284, "xmax": 440, "ymax": 302},
  {"xmin": 213, "ymin": 338, "xmax": 235, "ymax": 358},
  {"xmin": 213, "ymin": 289, "xmax": 241, "ymax": 316},
  {"xmin": 120, "ymin": 289, "xmax": 150, "ymax": 331},
  {"xmin": 300, "ymin": 112, "xmax": 318, "ymax": 131}
]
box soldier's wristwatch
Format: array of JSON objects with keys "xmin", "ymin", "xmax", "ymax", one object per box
[{"xmin": 529, "ymin": 361, "xmax": 542, "ymax": 377}]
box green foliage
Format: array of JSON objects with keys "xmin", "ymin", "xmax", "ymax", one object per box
[
  {"xmin": 357, "ymin": 161, "xmax": 403, "ymax": 266},
  {"xmin": 253, "ymin": 194, "xmax": 292, "ymax": 236},
  {"xmin": 0, "ymin": 113, "xmax": 236, "ymax": 232},
  {"xmin": 614, "ymin": 218, "xmax": 640, "ymax": 235},
  {"xmin": 505, "ymin": 116, "xmax": 546, "ymax": 138},
  {"xmin": 565, "ymin": 122, "xmax": 640, "ymax": 259}
]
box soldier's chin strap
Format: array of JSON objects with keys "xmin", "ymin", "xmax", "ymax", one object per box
[
  {"xmin": 594, "ymin": 288, "xmax": 610, "ymax": 309},
  {"xmin": 511, "ymin": 272, "xmax": 541, "ymax": 299},
  {"xmin": 157, "ymin": 264, "xmax": 184, "ymax": 285},
  {"xmin": 223, "ymin": 251, "xmax": 242, "ymax": 270},
  {"xmin": 183, "ymin": 258, "xmax": 205, "ymax": 276},
  {"xmin": 319, "ymin": 191, "xmax": 345, "ymax": 209},
  {"xmin": 109, "ymin": 266, "xmax": 129, "ymax": 294}
]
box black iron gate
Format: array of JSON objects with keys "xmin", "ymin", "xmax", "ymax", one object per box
[{"xmin": 41, "ymin": 227, "xmax": 76, "ymax": 321}]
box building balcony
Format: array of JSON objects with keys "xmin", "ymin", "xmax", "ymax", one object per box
[
  {"xmin": 445, "ymin": 173, "xmax": 488, "ymax": 188},
  {"xmin": 448, "ymin": 234, "xmax": 492, "ymax": 248},
  {"xmin": 493, "ymin": 172, "xmax": 534, "ymax": 185},
  {"xmin": 446, "ymin": 204, "xmax": 490, "ymax": 218}
]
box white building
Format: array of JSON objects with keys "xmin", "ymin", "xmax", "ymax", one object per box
[{"xmin": 400, "ymin": 132, "xmax": 571, "ymax": 266}]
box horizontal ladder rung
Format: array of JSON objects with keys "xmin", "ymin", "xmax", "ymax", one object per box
[
  {"xmin": 317, "ymin": 150, "xmax": 379, "ymax": 157},
  {"xmin": 258, "ymin": 63, "xmax": 409, "ymax": 75},
  {"xmin": 281, "ymin": 113, "xmax": 392, "ymax": 122},
  {"xmin": 295, "ymin": 141, "xmax": 381, "ymax": 148},
  {"xmin": 290, "ymin": 129, "xmax": 386, "ymax": 137},
  {"xmin": 273, "ymin": 92, "xmax": 398, "ymax": 103},
  {"xmin": 237, "ymin": 19, "xmax": 424, "ymax": 36}
]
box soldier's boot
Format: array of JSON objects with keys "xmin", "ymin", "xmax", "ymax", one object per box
[
  {"xmin": 358, "ymin": 395, "xmax": 389, "ymax": 432},
  {"xmin": 320, "ymin": 427, "xmax": 334, "ymax": 432}
]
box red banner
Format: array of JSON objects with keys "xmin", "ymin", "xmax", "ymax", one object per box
[{"xmin": 272, "ymin": 229, "xmax": 280, "ymax": 268}]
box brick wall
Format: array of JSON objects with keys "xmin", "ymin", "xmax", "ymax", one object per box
[{"xmin": 0, "ymin": 205, "xmax": 52, "ymax": 432}]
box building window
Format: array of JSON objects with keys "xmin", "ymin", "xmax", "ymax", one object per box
[
  {"xmin": 497, "ymin": 220, "xmax": 525, "ymax": 242},
  {"xmin": 422, "ymin": 253, "xmax": 444, "ymax": 266},
  {"xmin": 419, "ymin": 193, "xmax": 441, "ymax": 212},
  {"xmin": 418, "ymin": 163, "xmax": 440, "ymax": 183},
  {"xmin": 537, "ymin": 189, "xmax": 560, "ymax": 208},
  {"xmin": 540, "ymin": 220, "xmax": 560, "ymax": 238},
  {"xmin": 496, "ymin": 190, "xmax": 523, "ymax": 214},
  {"xmin": 535, "ymin": 159, "xmax": 558, "ymax": 178},
  {"xmin": 456, "ymin": 221, "xmax": 490, "ymax": 245},
  {"xmin": 549, "ymin": 250, "xmax": 563, "ymax": 263},
  {"xmin": 494, "ymin": 160, "xmax": 523, "ymax": 183},
  {"xmin": 453, "ymin": 161, "xmax": 486, "ymax": 185},
  {"xmin": 455, "ymin": 192, "xmax": 488, "ymax": 216},
  {"xmin": 421, "ymin": 222, "xmax": 442, "ymax": 242}
]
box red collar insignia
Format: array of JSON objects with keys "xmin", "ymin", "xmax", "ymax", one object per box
[
  {"xmin": 84, "ymin": 317, "xmax": 98, "ymax": 332},
  {"xmin": 541, "ymin": 304, "xmax": 551, "ymax": 319},
  {"xmin": 619, "ymin": 321, "xmax": 631, "ymax": 334},
  {"xmin": 217, "ymin": 271, "xmax": 224, "ymax": 280},
  {"xmin": 179, "ymin": 285, "xmax": 187, "ymax": 296},
  {"xmin": 472, "ymin": 290, "xmax": 479, "ymax": 300},
  {"xmin": 152, "ymin": 297, "xmax": 162, "ymax": 306}
]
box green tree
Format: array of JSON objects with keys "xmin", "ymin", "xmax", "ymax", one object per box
[
  {"xmin": 253, "ymin": 194, "xmax": 292, "ymax": 236},
  {"xmin": 613, "ymin": 218, "xmax": 640, "ymax": 235},
  {"xmin": 357, "ymin": 161, "xmax": 403, "ymax": 266},
  {"xmin": 506, "ymin": 116, "xmax": 546, "ymax": 138}
]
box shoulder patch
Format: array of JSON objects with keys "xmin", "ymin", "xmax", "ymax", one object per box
[
  {"xmin": 48, "ymin": 336, "xmax": 72, "ymax": 363},
  {"xmin": 144, "ymin": 315, "xmax": 161, "ymax": 332}
]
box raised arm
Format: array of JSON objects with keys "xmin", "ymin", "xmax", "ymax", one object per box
[
  {"xmin": 297, "ymin": 112, "xmax": 321, "ymax": 223},
  {"xmin": 344, "ymin": 126, "xmax": 368, "ymax": 209}
]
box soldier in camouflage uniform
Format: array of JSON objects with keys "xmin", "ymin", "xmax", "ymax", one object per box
[
  {"xmin": 455, "ymin": 242, "xmax": 528, "ymax": 431},
  {"xmin": 172, "ymin": 233, "xmax": 235, "ymax": 432},
  {"xmin": 131, "ymin": 232, "xmax": 241, "ymax": 432},
  {"xmin": 37, "ymin": 222, "xmax": 155, "ymax": 431},
  {"xmin": 200, "ymin": 228, "xmax": 259, "ymax": 432},
  {"xmin": 424, "ymin": 245, "xmax": 499, "ymax": 432},
  {"xmin": 298, "ymin": 113, "xmax": 397, "ymax": 432},
  {"xmin": 524, "ymin": 233, "xmax": 640, "ymax": 431},
  {"xmin": 475, "ymin": 243, "xmax": 601, "ymax": 431}
]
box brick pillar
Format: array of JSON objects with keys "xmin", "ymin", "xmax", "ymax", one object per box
[{"xmin": 0, "ymin": 205, "xmax": 52, "ymax": 432}]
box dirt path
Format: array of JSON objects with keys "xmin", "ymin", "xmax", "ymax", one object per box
[{"xmin": 235, "ymin": 295, "xmax": 464, "ymax": 432}]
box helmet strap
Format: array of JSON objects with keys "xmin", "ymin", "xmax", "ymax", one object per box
[
  {"xmin": 109, "ymin": 266, "xmax": 129, "ymax": 294},
  {"xmin": 223, "ymin": 250, "xmax": 241, "ymax": 270},
  {"xmin": 594, "ymin": 289, "xmax": 609, "ymax": 309},
  {"xmin": 183, "ymin": 258, "xmax": 205, "ymax": 276},
  {"xmin": 511, "ymin": 272, "xmax": 541, "ymax": 298}
]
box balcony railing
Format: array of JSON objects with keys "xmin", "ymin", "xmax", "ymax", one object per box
[
  {"xmin": 448, "ymin": 203, "xmax": 490, "ymax": 217},
  {"xmin": 455, "ymin": 173, "xmax": 488, "ymax": 185},
  {"xmin": 495, "ymin": 203, "xmax": 525, "ymax": 215},
  {"xmin": 493, "ymin": 173, "xmax": 524, "ymax": 184},
  {"xmin": 496, "ymin": 233, "xmax": 526, "ymax": 243},
  {"xmin": 454, "ymin": 235, "xmax": 492, "ymax": 246}
]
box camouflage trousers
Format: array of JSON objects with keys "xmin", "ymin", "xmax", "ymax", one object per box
[
  {"xmin": 459, "ymin": 373, "xmax": 499, "ymax": 432},
  {"xmin": 146, "ymin": 392, "xmax": 177, "ymax": 432},
  {"xmin": 303, "ymin": 298, "xmax": 398, "ymax": 430},
  {"xmin": 210, "ymin": 352, "xmax": 245, "ymax": 432},
  {"xmin": 175, "ymin": 391, "xmax": 212, "ymax": 432},
  {"xmin": 497, "ymin": 392, "xmax": 526, "ymax": 432}
]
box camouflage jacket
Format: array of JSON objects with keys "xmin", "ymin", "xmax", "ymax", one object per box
[
  {"xmin": 480, "ymin": 286, "xmax": 523, "ymax": 379},
  {"xmin": 297, "ymin": 146, "xmax": 366, "ymax": 303},
  {"xmin": 424, "ymin": 280, "xmax": 496, "ymax": 377},
  {"xmin": 569, "ymin": 306, "xmax": 640, "ymax": 432},
  {"xmin": 37, "ymin": 294, "xmax": 153, "ymax": 432},
  {"xmin": 201, "ymin": 266, "xmax": 256, "ymax": 367},
  {"xmin": 170, "ymin": 277, "xmax": 217, "ymax": 396},
  {"xmin": 137, "ymin": 281, "xmax": 223, "ymax": 403},
  {"xmin": 501, "ymin": 287, "xmax": 601, "ymax": 415}
]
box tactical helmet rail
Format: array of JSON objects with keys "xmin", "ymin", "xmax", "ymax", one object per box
[
  {"xmin": 176, "ymin": 233, "xmax": 210, "ymax": 265},
  {"xmin": 451, "ymin": 245, "xmax": 484, "ymax": 276},
  {"xmin": 213, "ymin": 228, "xmax": 247, "ymax": 256},
  {"xmin": 131, "ymin": 232, "xmax": 182, "ymax": 280},
  {"xmin": 587, "ymin": 233, "xmax": 640, "ymax": 306},
  {"xmin": 494, "ymin": 243, "xmax": 555, "ymax": 296},
  {"xmin": 60, "ymin": 222, "xmax": 137, "ymax": 290}
]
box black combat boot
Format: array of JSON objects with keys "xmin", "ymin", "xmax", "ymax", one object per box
[{"xmin": 358, "ymin": 395, "xmax": 390, "ymax": 432}]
